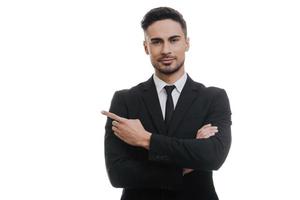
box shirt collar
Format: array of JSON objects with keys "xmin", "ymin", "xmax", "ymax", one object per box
[{"xmin": 153, "ymin": 72, "xmax": 187, "ymax": 94}]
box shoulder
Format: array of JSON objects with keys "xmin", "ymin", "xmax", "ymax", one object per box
[
  {"xmin": 205, "ymin": 86, "xmax": 227, "ymax": 98},
  {"xmin": 189, "ymin": 77, "xmax": 231, "ymax": 113},
  {"xmin": 111, "ymin": 79, "xmax": 147, "ymax": 100},
  {"xmin": 191, "ymin": 78, "xmax": 228, "ymax": 99},
  {"xmin": 190, "ymin": 81, "xmax": 232, "ymax": 117}
]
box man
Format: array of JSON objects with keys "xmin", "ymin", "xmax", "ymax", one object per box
[{"xmin": 102, "ymin": 7, "xmax": 232, "ymax": 200}]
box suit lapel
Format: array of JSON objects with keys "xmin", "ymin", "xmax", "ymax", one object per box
[
  {"xmin": 141, "ymin": 76, "xmax": 167, "ymax": 135},
  {"xmin": 140, "ymin": 74, "xmax": 200, "ymax": 136},
  {"xmin": 167, "ymin": 74, "xmax": 199, "ymax": 136}
]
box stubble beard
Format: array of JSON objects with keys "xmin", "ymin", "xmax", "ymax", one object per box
[{"xmin": 153, "ymin": 59, "xmax": 185, "ymax": 75}]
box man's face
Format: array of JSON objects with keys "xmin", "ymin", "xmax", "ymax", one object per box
[{"xmin": 143, "ymin": 19, "xmax": 189, "ymax": 75}]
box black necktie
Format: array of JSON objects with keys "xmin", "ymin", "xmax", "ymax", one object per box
[{"xmin": 164, "ymin": 85, "xmax": 176, "ymax": 126}]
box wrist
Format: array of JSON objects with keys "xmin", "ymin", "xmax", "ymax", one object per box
[{"xmin": 141, "ymin": 131, "xmax": 152, "ymax": 150}]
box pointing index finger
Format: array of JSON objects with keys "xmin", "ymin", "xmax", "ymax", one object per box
[{"xmin": 101, "ymin": 111, "xmax": 125, "ymax": 122}]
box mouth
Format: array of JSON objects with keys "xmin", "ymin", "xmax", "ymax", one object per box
[{"xmin": 159, "ymin": 58, "xmax": 175, "ymax": 65}]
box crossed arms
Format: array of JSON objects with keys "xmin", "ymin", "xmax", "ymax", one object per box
[{"xmin": 103, "ymin": 89, "xmax": 231, "ymax": 188}]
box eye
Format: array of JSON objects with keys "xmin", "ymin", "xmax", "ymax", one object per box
[
  {"xmin": 170, "ymin": 38, "xmax": 180, "ymax": 43},
  {"xmin": 151, "ymin": 40, "xmax": 162, "ymax": 45}
]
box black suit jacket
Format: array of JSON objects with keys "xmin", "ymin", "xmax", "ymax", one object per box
[{"xmin": 104, "ymin": 74, "xmax": 232, "ymax": 200}]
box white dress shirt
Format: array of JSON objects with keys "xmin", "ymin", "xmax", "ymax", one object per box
[{"xmin": 152, "ymin": 72, "xmax": 188, "ymax": 120}]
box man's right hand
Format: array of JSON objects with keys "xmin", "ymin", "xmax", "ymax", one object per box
[{"xmin": 183, "ymin": 123, "xmax": 218, "ymax": 175}]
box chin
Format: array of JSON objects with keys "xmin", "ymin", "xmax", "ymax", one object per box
[
  {"xmin": 159, "ymin": 68, "xmax": 179, "ymax": 75},
  {"xmin": 160, "ymin": 63, "xmax": 176, "ymax": 69},
  {"xmin": 153, "ymin": 61, "xmax": 183, "ymax": 75}
]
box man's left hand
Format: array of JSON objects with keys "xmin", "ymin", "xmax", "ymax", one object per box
[{"xmin": 101, "ymin": 111, "xmax": 152, "ymax": 150}]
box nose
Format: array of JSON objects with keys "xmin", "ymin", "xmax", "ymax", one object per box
[{"xmin": 161, "ymin": 43, "xmax": 171, "ymax": 55}]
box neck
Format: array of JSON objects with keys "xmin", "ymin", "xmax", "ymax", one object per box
[{"xmin": 155, "ymin": 67, "xmax": 185, "ymax": 84}]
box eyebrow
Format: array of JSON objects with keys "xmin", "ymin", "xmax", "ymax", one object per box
[{"xmin": 150, "ymin": 35, "xmax": 181, "ymax": 42}]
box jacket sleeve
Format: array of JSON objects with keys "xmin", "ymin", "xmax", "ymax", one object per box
[
  {"xmin": 148, "ymin": 89, "xmax": 232, "ymax": 171},
  {"xmin": 104, "ymin": 91, "xmax": 183, "ymax": 189}
]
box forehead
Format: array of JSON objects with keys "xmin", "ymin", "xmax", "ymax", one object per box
[{"xmin": 145, "ymin": 19, "xmax": 185, "ymax": 39}]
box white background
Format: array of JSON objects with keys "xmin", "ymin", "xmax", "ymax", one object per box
[{"xmin": 1, "ymin": 0, "xmax": 300, "ymax": 199}]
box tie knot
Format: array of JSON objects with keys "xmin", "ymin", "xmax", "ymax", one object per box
[{"xmin": 164, "ymin": 85, "xmax": 176, "ymax": 96}]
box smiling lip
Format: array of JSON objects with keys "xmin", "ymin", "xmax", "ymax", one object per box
[
  {"xmin": 160, "ymin": 59, "xmax": 174, "ymax": 65},
  {"xmin": 160, "ymin": 58, "xmax": 175, "ymax": 61},
  {"xmin": 159, "ymin": 58, "xmax": 175, "ymax": 64}
]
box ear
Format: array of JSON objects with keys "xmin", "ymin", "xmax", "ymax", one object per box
[
  {"xmin": 143, "ymin": 41, "xmax": 149, "ymax": 55},
  {"xmin": 185, "ymin": 37, "xmax": 190, "ymax": 52}
]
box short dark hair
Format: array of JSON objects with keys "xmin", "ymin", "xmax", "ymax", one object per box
[{"xmin": 141, "ymin": 7, "xmax": 187, "ymax": 37}]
